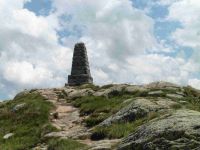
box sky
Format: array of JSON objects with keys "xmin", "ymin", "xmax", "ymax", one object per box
[{"xmin": 0, "ymin": 0, "xmax": 200, "ymax": 100}]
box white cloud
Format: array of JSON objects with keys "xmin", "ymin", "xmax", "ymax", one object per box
[
  {"xmin": 4, "ymin": 61, "xmax": 52, "ymax": 86},
  {"xmin": 0, "ymin": 83, "xmax": 4, "ymax": 89},
  {"xmin": 0, "ymin": 0, "xmax": 72, "ymax": 98},
  {"xmin": 1, "ymin": 0, "xmax": 200, "ymax": 99},
  {"xmin": 126, "ymin": 54, "xmax": 198, "ymax": 84},
  {"xmin": 92, "ymin": 69, "xmax": 111, "ymax": 85},
  {"xmin": 165, "ymin": 0, "xmax": 200, "ymax": 74},
  {"xmin": 167, "ymin": 0, "xmax": 200, "ymax": 48},
  {"xmin": 54, "ymin": 0, "xmax": 164, "ymax": 60},
  {"xmin": 53, "ymin": 0, "xmax": 182, "ymax": 86},
  {"xmin": 188, "ymin": 78, "xmax": 200, "ymax": 89}
]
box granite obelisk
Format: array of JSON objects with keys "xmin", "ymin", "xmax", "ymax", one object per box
[{"xmin": 68, "ymin": 42, "xmax": 93, "ymax": 86}]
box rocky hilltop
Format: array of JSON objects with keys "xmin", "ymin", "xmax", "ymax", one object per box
[{"xmin": 1, "ymin": 81, "xmax": 200, "ymax": 150}]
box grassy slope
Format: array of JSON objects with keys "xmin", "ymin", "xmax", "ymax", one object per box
[
  {"xmin": 0, "ymin": 92, "xmax": 56, "ymax": 150},
  {"xmin": 1, "ymin": 84, "xmax": 200, "ymax": 149},
  {"xmin": 0, "ymin": 92, "xmax": 88, "ymax": 150},
  {"xmin": 69, "ymin": 85, "xmax": 200, "ymax": 140}
]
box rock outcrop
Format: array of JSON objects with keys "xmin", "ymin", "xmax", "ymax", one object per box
[
  {"xmin": 100, "ymin": 98, "xmax": 177, "ymax": 126},
  {"xmin": 2, "ymin": 81, "xmax": 200, "ymax": 150},
  {"xmin": 118, "ymin": 109, "xmax": 200, "ymax": 150}
]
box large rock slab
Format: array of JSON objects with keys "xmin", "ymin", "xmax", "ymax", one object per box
[
  {"xmin": 14, "ymin": 90, "xmax": 30, "ymax": 99},
  {"xmin": 93, "ymin": 84, "xmax": 148, "ymax": 98},
  {"xmin": 66, "ymin": 88, "xmax": 94, "ymax": 99},
  {"xmin": 100, "ymin": 98, "xmax": 177, "ymax": 126},
  {"xmin": 118, "ymin": 109, "xmax": 200, "ymax": 150},
  {"xmin": 145, "ymin": 81, "xmax": 180, "ymax": 89},
  {"xmin": 93, "ymin": 84, "xmax": 128, "ymax": 97}
]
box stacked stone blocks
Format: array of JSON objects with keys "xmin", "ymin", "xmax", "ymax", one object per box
[{"xmin": 68, "ymin": 42, "xmax": 93, "ymax": 86}]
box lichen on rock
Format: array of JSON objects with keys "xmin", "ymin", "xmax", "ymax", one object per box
[
  {"xmin": 118, "ymin": 109, "xmax": 200, "ymax": 150},
  {"xmin": 100, "ymin": 98, "xmax": 177, "ymax": 126}
]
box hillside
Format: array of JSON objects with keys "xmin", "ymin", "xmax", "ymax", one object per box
[{"xmin": 1, "ymin": 81, "xmax": 200, "ymax": 150}]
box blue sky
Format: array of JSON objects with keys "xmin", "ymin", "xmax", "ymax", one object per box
[{"xmin": 0, "ymin": 0, "xmax": 200, "ymax": 100}]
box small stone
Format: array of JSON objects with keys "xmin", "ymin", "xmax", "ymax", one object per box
[
  {"xmin": 12, "ymin": 103, "xmax": 27, "ymax": 112},
  {"xmin": 58, "ymin": 99, "xmax": 66, "ymax": 102},
  {"xmin": 148, "ymin": 90, "xmax": 164, "ymax": 95},
  {"xmin": 167, "ymin": 94, "xmax": 183, "ymax": 99},
  {"xmin": 50, "ymin": 112, "xmax": 59, "ymax": 119},
  {"xmin": 3, "ymin": 133, "xmax": 14, "ymax": 139},
  {"xmin": 176, "ymin": 91, "xmax": 185, "ymax": 96},
  {"xmin": 179, "ymin": 100, "xmax": 188, "ymax": 104}
]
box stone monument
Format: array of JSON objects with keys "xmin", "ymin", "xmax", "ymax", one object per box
[{"xmin": 68, "ymin": 42, "xmax": 93, "ymax": 86}]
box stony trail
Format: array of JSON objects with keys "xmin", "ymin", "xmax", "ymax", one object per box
[{"xmin": 34, "ymin": 88, "xmax": 121, "ymax": 150}]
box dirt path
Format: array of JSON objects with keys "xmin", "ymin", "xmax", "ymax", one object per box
[{"xmin": 35, "ymin": 88, "xmax": 121, "ymax": 150}]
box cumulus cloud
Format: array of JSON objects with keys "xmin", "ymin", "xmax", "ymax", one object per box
[
  {"xmin": 0, "ymin": 0, "xmax": 72, "ymax": 99},
  {"xmin": 3, "ymin": 61, "xmax": 59, "ymax": 87},
  {"xmin": 1, "ymin": 0, "xmax": 200, "ymax": 99},
  {"xmin": 168, "ymin": 0, "xmax": 200, "ymax": 47},
  {"xmin": 53, "ymin": 0, "xmax": 199, "ymax": 86},
  {"xmin": 127, "ymin": 54, "xmax": 198, "ymax": 84},
  {"xmin": 188, "ymin": 79, "xmax": 200, "ymax": 89},
  {"xmin": 165, "ymin": 0, "xmax": 200, "ymax": 76},
  {"xmin": 53, "ymin": 0, "xmax": 165, "ymax": 59}
]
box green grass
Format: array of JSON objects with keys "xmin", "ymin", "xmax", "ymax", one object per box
[
  {"xmin": 0, "ymin": 92, "xmax": 56, "ymax": 150},
  {"xmin": 100, "ymin": 84, "xmax": 115, "ymax": 89},
  {"xmin": 182, "ymin": 97, "xmax": 200, "ymax": 111},
  {"xmin": 72, "ymin": 95, "xmax": 134, "ymax": 127},
  {"xmin": 171, "ymin": 103, "xmax": 182, "ymax": 109},
  {"xmin": 73, "ymin": 96, "xmax": 128, "ymax": 115},
  {"xmin": 107, "ymin": 88, "xmax": 149, "ymax": 98},
  {"xmin": 47, "ymin": 138, "xmax": 87, "ymax": 150},
  {"xmin": 91, "ymin": 112, "xmax": 160, "ymax": 140},
  {"xmin": 84, "ymin": 113, "xmax": 110, "ymax": 127},
  {"xmin": 71, "ymin": 88, "xmax": 155, "ymax": 127},
  {"xmin": 91, "ymin": 119, "xmax": 145, "ymax": 140},
  {"xmin": 184, "ymin": 86, "xmax": 200, "ymax": 98},
  {"xmin": 181, "ymin": 86, "xmax": 200, "ymax": 111}
]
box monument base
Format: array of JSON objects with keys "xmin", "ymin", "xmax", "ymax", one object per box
[{"xmin": 68, "ymin": 74, "xmax": 93, "ymax": 86}]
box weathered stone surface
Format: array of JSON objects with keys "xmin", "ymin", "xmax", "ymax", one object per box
[
  {"xmin": 32, "ymin": 143, "xmax": 47, "ymax": 150},
  {"xmin": 93, "ymin": 84, "xmax": 128, "ymax": 97},
  {"xmin": 148, "ymin": 90, "xmax": 164, "ymax": 95},
  {"xmin": 100, "ymin": 98, "xmax": 177, "ymax": 126},
  {"xmin": 65, "ymin": 88, "xmax": 94, "ymax": 99},
  {"xmin": 166, "ymin": 93, "xmax": 184, "ymax": 99},
  {"xmin": 118, "ymin": 109, "xmax": 200, "ymax": 150},
  {"xmin": 88, "ymin": 139, "xmax": 121, "ymax": 150},
  {"xmin": 14, "ymin": 90, "xmax": 30, "ymax": 99},
  {"xmin": 145, "ymin": 81, "xmax": 180, "ymax": 89},
  {"xmin": 68, "ymin": 42, "xmax": 93, "ymax": 86},
  {"xmin": 124, "ymin": 85, "xmax": 148, "ymax": 93}
]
